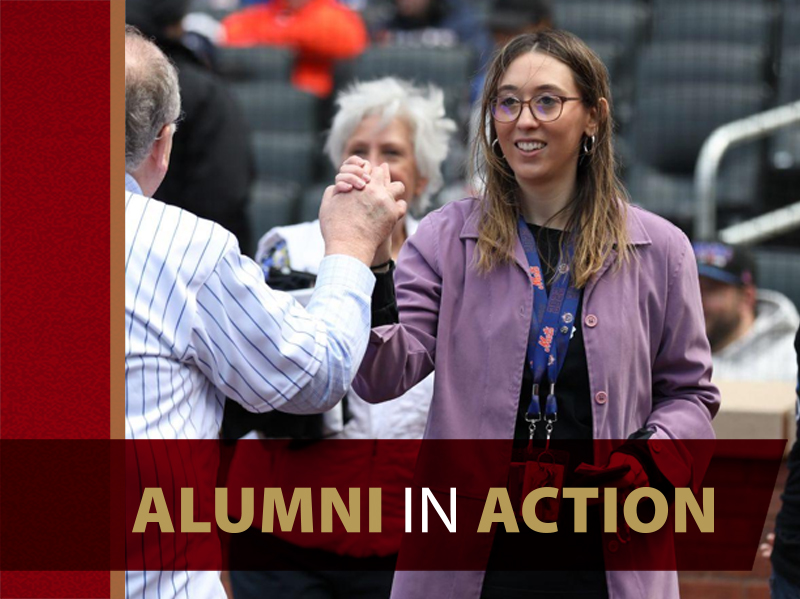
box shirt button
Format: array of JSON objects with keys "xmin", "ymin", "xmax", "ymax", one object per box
[
  {"xmin": 594, "ymin": 391, "xmax": 608, "ymax": 405},
  {"xmin": 608, "ymin": 540, "xmax": 619, "ymax": 553},
  {"xmin": 520, "ymin": 306, "xmax": 526, "ymax": 317},
  {"xmin": 585, "ymin": 314, "xmax": 598, "ymax": 328}
]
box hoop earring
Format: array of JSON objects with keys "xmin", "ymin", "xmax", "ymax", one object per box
[{"xmin": 582, "ymin": 134, "xmax": 596, "ymax": 157}]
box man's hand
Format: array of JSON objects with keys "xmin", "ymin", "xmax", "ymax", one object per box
[{"xmin": 320, "ymin": 157, "xmax": 406, "ymax": 266}]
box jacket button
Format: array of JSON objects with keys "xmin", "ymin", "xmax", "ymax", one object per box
[
  {"xmin": 608, "ymin": 540, "xmax": 619, "ymax": 553},
  {"xmin": 585, "ymin": 314, "xmax": 598, "ymax": 327},
  {"xmin": 594, "ymin": 391, "xmax": 608, "ymax": 405},
  {"xmin": 651, "ymin": 440, "xmax": 661, "ymax": 453}
]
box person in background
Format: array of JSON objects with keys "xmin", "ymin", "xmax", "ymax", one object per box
[
  {"xmin": 223, "ymin": 77, "xmax": 456, "ymax": 599},
  {"xmin": 374, "ymin": 0, "xmax": 493, "ymax": 102},
  {"xmin": 487, "ymin": 0, "xmax": 553, "ymax": 47},
  {"xmin": 221, "ymin": 0, "xmax": 368, "ymax": 97},
  {"xmin": 768, "ymin": 326, "xmax": 800, "ymax": 598},
  {"xmin": 693, "ymin": 241, "xmax": 799, "ymax": 382},
  {"xmin": 126, "ymin": 0, "xmax": 255, "ymax": 253}
]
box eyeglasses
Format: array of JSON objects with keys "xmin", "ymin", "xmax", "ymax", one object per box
[{"xmin": 490, "ymin": 93, "xmax": 582, "ymax": 123}]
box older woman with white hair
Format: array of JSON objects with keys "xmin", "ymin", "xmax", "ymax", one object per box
[
  {"xmin": 256, "ymin": 76, "xmax": 455, "ymax": 271},
  {"xmin": 224, "ymin": 77, "xmax": 455, "ymax": 599}
]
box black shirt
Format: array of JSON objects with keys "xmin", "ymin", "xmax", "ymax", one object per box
[
  {"xmin": 485, "ymin": 225, "xmax": 607, "ymax": 598},
  {"xmin": 368, "ymin": 224, "xmax": 676, "ymax": 597},
  {"xmin": 515, "ymin": 224, "xmax": 593, "ymax": 444}
]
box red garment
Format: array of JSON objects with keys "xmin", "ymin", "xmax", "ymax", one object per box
[
  {"xmin": 222, "ymin": 0, "xmax": 368, "ymax": 97},
  {"xmin": 225, "ymin": 439, "xmax": 420, "ymax": 557}
]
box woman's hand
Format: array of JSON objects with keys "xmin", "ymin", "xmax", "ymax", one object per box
[
  {"xmin": 321, "ymin": 157, "xmax": 406, "ymax": 266},
  {"xmin": 370, "ymin": 164, "xmax": 394, "ymax": 268},
  {"xmin": 607, "ymin": 452, "xmax": 649, "ymax": 491},
  {"xmin": 334, "ymin": 158, "xmax": 396, "ymax": 268},
  {"xmin": 334, "ymin": 155, "xmax": 372, "ymax": 193}
]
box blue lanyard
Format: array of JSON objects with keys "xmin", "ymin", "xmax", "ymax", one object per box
[{"xmin": 518, "ymin": 217, "xmax": 581, "ymax": 442}]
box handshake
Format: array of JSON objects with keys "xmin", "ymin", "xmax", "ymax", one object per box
[{"xmin": 319, "ymin": 156, "xmax": 408, "ymax": 269}]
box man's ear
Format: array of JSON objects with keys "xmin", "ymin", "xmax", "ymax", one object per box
[
  {"xmin": 742, "ymin": 284, "xmax": 758, "ymax": 314},
  {"xmin": 151, "ymin": 123, "xmax": 174, "ymax": 175}
]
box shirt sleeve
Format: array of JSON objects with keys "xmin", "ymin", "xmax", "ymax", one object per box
[
  {"xmin": 187, "ymin": 249, "xmax": 375, "ymax": 415},
  {"xmin": 371, "ymin": 262, "xmax": 400, "ymax": 327},
  {"xmin": 646, "ymin": 230, "xmax": 721, "ymax": 492},
  {"xmin": 353, "ymin": 214, "xmax": 441, "ymax": 402}
]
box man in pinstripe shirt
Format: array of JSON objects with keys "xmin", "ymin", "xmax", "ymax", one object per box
[{"xmin": 125, "ymin": 25, "xmax": 405, "ymax": 599}]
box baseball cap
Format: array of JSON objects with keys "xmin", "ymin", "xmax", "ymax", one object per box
[{"xmin": 692, "ymin": 241, "xmax": 757, "ymax": 287}]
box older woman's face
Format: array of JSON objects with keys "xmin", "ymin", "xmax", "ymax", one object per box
[{"xmin": 342, "ymin": 114, "xmax": 428, "ymax": 205}]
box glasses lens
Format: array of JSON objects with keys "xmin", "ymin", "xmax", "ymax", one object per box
[
  {"xmin": 533, "ymin": 95, "xmax": 562, "ymax": 122},
  {"xmin": 492, "ymin": 96, "xmax": 521, "ymax": 122}
]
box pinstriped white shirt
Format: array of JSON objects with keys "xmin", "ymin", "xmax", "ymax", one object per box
[{"xmin": 124, "ymin": 174, "xmax": 375, "ymax": 599}]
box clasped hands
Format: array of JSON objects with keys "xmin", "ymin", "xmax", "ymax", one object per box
[{"xmin": 319, "ymin": 156, "xmax": 406, "ymax": 268}]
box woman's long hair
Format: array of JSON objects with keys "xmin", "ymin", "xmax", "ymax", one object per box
[{"xmin": 472, "ymin": 30, "xmax": 630, "ymax": 288}]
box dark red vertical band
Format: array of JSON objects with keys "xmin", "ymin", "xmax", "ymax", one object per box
[{"xmin": 1, "ymin": 1, "xmax": 111, "ymax": 596}]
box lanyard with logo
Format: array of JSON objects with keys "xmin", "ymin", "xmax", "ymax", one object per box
[{"xmin": 518, "ymin": 217, "xmax": 580, "ymax": 446}]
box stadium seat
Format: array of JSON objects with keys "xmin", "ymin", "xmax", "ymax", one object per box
[
  {"xmin": 187, "ymin": 0, "xmax": 235, "ymax": 23},
  {"xmin": 553, "ymin": 1, "xmax": 650, "ymax": 56},
  {"xmin": 299, "ymin": 183, "xmax": 329, "ymax": 224},
  {"xmin": 770, "ymin": 40, "xmax": 800, "ymax": 170},
  {"xmin": 247, "ymin": 181, "xmax": 302, "ymax": 246},
  {"xmin": 782, "ymin": 3, "xmax": 800, "ymax": 51},
  {"xmin": 551, "ymin": 2, "xmax": 649, "ymax": 131},
  {"xmin": 336, "ymin": 45, "xmax": 476, "ymax": 120},
  {"xmin": 626, "ymin": 147, "xmax": 763, "ymax": 223},
  {"xmin": 651, "ymin": 2, "xmax": 775, "ymax": 48},
  {"xmin": 754, "ymin": 247, "xmax": 800, "ymax": 309},
  {"xmin": 230, "ymin": 81, "xmax": 320, "ymax": 133},
  {"xmin": 636, "ymin": 43, "xmax": 768, "ymax": 87},
  {"xmin": 251, "ymin": 132, "xmax": 322, "ymax": 185},
  {"xmin": 215, "ymin": 47, "xmax": 295, "ymax": 82},
  {"xmin": 627, "ymin": 83, "xmax": 770, "ymax": 223},
  {"xmin": 632, "ymin": 83, "xmax": 769, "ymax": 172}
]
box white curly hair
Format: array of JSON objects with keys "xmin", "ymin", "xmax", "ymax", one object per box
[{"xmin": 325, "ymin": 77, "xmax": 457, "ymax": 212}]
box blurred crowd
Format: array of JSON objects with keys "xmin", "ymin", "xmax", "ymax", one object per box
[{"xmin": 125, "ymin": 2, "xmax": 800, "ymax": 598}]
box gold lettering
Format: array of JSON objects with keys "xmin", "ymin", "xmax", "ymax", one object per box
[
  {"xmin": 262, "ymin": 488, "xmax": 313, "ymax": 533},
  {"xmin": 215, "ymin": 487, "xmax": 254, "ymax": 534},
  {"xmin": 321, "ymin": 488, "xmax": 360, "ymax": 533},
  {"xmin": 624, "ymin": 487, "xmax": 668, "ymax": 533},
  {"xmin": 132, "ymin": 488, "xmax": 174, "ymax": 533},
  {"xmin": 675, "ymin": 488, "xmax": 714, "ymax": 533},
  {"xmin": 521, "ymin": 488, "xmax": 558, "ymax": 533},
  {"xmin": 181, "ymin": 487, "xmax": 211, "ymax": 533},
  {"xmin": 477, "ymin": 488, "xmax": 519, "ymax": 533}
]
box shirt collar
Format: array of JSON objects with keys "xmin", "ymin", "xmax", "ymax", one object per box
[{"xmin": 125, "ymin": 172, "xmax": 143, "ymax": 195}]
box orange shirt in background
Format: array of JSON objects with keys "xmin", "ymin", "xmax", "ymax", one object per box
[{"xmin": 222, "ymin": 0, "xmax": 368, "ymax": 97}]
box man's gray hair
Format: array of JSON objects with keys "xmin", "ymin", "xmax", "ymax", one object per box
[
  {"xmin": 325, "ymin": 78, "xmax": 457, "ymax": 212},
  {"xmin": 125, "ymin": 25, "xmax": 181, "ymax": 171}
]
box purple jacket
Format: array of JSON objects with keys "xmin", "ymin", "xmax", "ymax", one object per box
[{"xmin": 354, "ymin": 198, "xmax": 720, "ymax": 599}]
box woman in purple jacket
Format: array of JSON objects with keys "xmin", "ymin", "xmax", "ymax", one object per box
[{"xmin": 343, "ymin": 30, "xmax": 720, "ymax": 599}]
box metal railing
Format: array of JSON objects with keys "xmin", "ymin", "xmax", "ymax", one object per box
[
  {"xmin": 718, "ymin": 200, "xmax": 800, "ymax": 245},
  {"xmin": 694, "ymin": 99, "xmax": 800, "ymax": 241}
]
